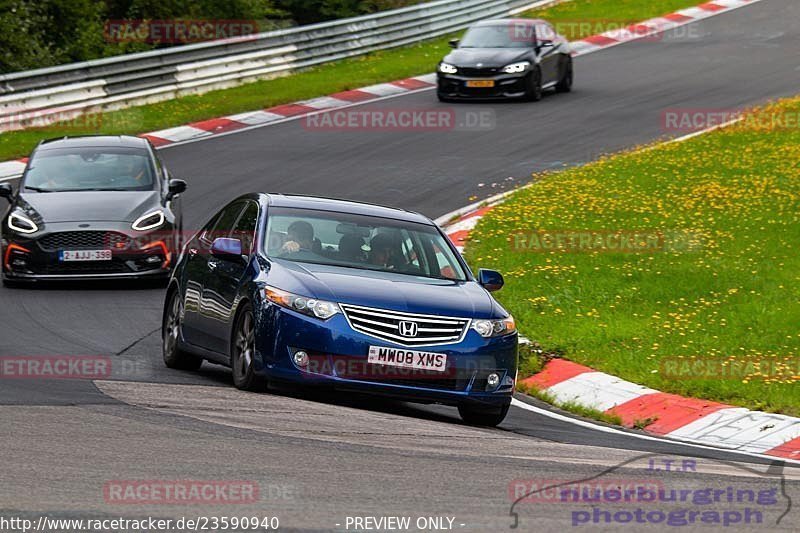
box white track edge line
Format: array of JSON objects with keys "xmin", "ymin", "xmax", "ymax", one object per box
[{"xmin": 511, "ymin": 398, "xmax": 800, "ymax": 466}]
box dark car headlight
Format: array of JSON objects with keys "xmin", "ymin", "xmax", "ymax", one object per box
[
  {"xmin": 7, "ymin": 211, "xmax": 39, "ymax": 234},
  {"xmin": 439, "ymin": 62, "xmax": 458, "ymax": 74},
  {"xmin": 502, "ymin": 61, "xmax": 530, "ymax": 74},
  {"xmin": 472, "ymin": 316, "xmax": 516, "ymax": 337},
  {"xmin": 132, "ymin": 210, "xmax": 165, "ymax": 231},
  {"xmin": 263, "ymin": 285, "xmax": 341, "ymax": 320}
]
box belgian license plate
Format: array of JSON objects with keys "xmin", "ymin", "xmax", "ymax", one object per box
[
  {"xmin": 368, "ymin": 346, "xmax": 447, "ymax": 373},
  {"xmin": 59, "ymin": 250, "xmax": 112, "ymax": 262},
  {"xmin": 465, "ymin": 80, "xmax": 495, "ymax": 88}
]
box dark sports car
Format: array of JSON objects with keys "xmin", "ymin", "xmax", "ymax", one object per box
[
  {"xmin": 163, "ymin": 194, "xmax": 518, "ymax": 426},
  {"xmin": 0, "ymin": 135, "xmax": 186, "ymax": 284},
  {"xmin": 437, "ymin": 18, "xmax": 572, "ymax": 101}
]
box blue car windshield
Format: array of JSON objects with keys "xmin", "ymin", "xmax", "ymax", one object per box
[
  {"xmin": 23, "ymin": 147, "xmax": 156, "ymax": 192},
  {"xmin": 265, "ymin": 207, "xmax": 467, "ymax": 281}
]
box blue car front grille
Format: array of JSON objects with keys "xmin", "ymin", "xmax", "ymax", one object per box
[{"xmin": 340, "ymin": 303, "xmax": 470, "ymax": 347}]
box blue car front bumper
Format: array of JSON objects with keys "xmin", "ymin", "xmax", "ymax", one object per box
[{"xmin": 253, "ymin": 303, "xmax": 518, "ymax": 408}]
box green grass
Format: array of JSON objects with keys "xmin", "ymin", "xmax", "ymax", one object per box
[
  {"xmin": 0, "ymin": 0, "xmax": 703, "ymax": 161},
  {"xmin": 469, "ymin": 98, "xmax": 800, "ymax": 416}
]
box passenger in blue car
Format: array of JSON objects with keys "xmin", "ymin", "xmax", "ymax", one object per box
[{"xmin": 338, "ymin": 233, "xmax": 366, "ymax": 262}]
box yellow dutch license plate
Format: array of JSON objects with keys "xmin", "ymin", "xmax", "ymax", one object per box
[{"xmin": 465, "ymin": 80, "xmax": 495, "ymax": 88}]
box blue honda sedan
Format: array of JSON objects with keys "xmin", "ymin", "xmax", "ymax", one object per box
[{"xmin": 163, "ymin": 194, "xmax": 518, "ymax": 426}]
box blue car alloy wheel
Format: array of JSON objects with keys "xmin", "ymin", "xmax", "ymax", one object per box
[{"xmin": 163, "ymin": 193, "xmax": 518, "ymax": 426}]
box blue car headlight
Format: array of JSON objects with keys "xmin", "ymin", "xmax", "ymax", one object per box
[
  {"xmin": 263, "ymin": 285, "xmax": 341, "ymax": 320},
  {"xmin": 472, "ymin": 316, "xmax": 516, "ymax": 337}
]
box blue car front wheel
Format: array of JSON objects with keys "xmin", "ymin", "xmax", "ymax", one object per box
[{"xmin": 231, "ymin": 304, "xmax": 268, "ymax": 392}]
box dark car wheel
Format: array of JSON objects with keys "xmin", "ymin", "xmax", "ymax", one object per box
[
  {"xmin": 556, "ymin": 58, "xmax": 573, "ymax": 93},
  {"xmin": 437, "ymin": 92, "xmax": 451, "ymax": 103},
  {"xmin": 231, "ymin": 304, "xmax": 267, "ymax": 392},
  {"xmin": 458, "ymin": 402, "xmax": 510, "ymax": 427},
  {"xmin": 525, "ymin": 69, "xmax": 543, "ymax": 102},
  {"xmin": 163, "ymin": 289, "xmax": 202, "ymax": 370}
]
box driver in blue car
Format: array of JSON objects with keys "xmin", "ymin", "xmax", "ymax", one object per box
[{"xmin": 280, "ymin": 220, "xmax": 316, "ymax": 254}]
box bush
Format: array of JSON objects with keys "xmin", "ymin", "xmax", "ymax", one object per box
[{"xmin": 0, "ymin": 0, "xmax": 424, "ymax": 73}]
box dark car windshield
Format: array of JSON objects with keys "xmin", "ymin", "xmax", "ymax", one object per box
[
  {"xmin": 265, "ymin": 207, "xmax": 467, "ymax": 281},
  {"xmin": 23, "ymin": 146, "xmax": 156, "ymax": 192},
  {"xmin": 459, "ymin": 24, "xmax": 531, "ymax": 49}
]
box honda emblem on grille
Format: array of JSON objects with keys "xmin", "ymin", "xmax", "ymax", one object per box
[{"xmin": 398, "ymin": 321, "xmax": 418, "ymax": 337}]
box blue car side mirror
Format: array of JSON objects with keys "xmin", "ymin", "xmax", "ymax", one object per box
[
  {"xmin": 477, "ymin": 268, "xmax": 504, "ymax": 292},
  {"xmin": 211, "ymin": 237, "xmax": 243, "ymax": 261}
]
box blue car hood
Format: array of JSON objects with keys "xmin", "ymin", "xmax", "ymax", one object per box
[{"xmin": 269, "ymin": 260, "xmax": 500, "ymax": 319}]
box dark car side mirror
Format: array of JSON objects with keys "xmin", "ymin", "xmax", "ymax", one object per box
[
  {"xmin": 167, "ymin": 179, "xmax": 187, "ymax": 200},
  {"xmin": 448, "ymin": 38, "xmax": 460, "ymax": 49},
  {"xmin": 538, "ymin": 39, "xmax": 554, "ymax": 50},
  {"xmin": 211, "ymin": 237, "xmax": 244, "ymax": 262},
  {"xmin": 0, "ymin": 183, "xmax": 13, "ymax": 201},
  {"xmin": 477, "ymin": 268, "xmax": 504, "ymax": 292}
]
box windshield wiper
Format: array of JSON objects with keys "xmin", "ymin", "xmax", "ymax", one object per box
[{"xmin": 24, "ymin": 186, "xmax": 57, "ymax": 192}]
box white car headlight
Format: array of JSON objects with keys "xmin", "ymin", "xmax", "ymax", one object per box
[
  {"xmin": 8, "ymin": 212, "xmax": 38, "ymax": 234},
  {"xmin": 439, "ymin": 62, "xmax": 458, "ymax": 74},
  {"xmin": 472, "ymin": 316, "xmax": 516, "ymax": 338},
  {"xmin": 502, "ymin": 61, "xmax": 530, "ymax": 74},
  {"xmin": 132, "ymin": 210, "xmax": 165, "ymax": 231},
  {"xmin": 264, "ymin": 286, "xmax": 340, "ymax": 320}
]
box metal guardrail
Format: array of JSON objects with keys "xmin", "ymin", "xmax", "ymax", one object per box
[{"xmin": 0, "ymin": 0, "xmax": 560, "ymax": 131}]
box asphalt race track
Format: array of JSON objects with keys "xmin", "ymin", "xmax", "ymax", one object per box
[{"xmin": 2, "ymin": 0, "xmax": 799, "ymax": 530}]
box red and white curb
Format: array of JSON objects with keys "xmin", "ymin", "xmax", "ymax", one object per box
[
  {"xmin": 520, "ymin": 360, "xmax": 800, "ymax": 460},
  {"xmin": 0, "ymin": 0, "xmax": 765, "ymax": 182}
]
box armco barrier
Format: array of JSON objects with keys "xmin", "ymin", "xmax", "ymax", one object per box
[{"xmin": 0, "ymin": 0, "xmax": 560, "ymax": 132}]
